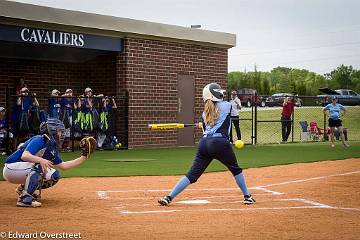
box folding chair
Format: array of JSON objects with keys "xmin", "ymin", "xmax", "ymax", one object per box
[
  {"xmin": 309, "ymin": 121, "xmax": 324, "ymax": 141},
  {"xmin": 299, "ymin": 121, "xmax": 311, "ymax": 141}
]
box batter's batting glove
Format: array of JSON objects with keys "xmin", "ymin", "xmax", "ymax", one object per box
[{"xmin": 79, "ymin": 136, "xmax": 97, "ymax": 158}]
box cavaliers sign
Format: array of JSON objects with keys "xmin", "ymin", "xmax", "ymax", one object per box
[
  {"xmin": 20, "ymin": 28, "xmax": 85, "ymax": 47},
  {"xmin": 0, "ymin": 24, "xmax": 122, "ymax": 52}
]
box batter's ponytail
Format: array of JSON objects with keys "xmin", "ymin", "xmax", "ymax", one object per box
[{"xmin": 204, "ymin": 100, "xmax": 218, "ymax": 127}]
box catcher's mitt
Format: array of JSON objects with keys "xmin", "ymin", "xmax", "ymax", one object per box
[{"xmin": 79, "ymin": 136, "xmax": 97, "ymax": 158}]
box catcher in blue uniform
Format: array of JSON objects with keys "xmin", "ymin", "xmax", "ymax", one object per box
[
  {"xmin": 2, "ymin": 118, "xmax": 96, "ymax": 207},
  {"xmin": 158, "ymin": 83, "xmax": 255, "ymax": 206}
]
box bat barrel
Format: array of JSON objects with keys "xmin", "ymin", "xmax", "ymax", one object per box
[{"xmin": 148, "ymin": 123, "xmax": 195, "ymax": 130}]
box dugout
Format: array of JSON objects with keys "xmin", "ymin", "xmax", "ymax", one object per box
[{"xmin": 0, "ymin": 0, "xmax": 235, "ymax": 148}]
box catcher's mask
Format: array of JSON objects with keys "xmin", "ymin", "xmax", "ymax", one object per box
[
  {"xmin": 40, "ymin": 118, "xmax": 65, "ymax": 148},
  {"xmin": 202, "ymin": 83, "xmax": 226, "ymax": 102}
]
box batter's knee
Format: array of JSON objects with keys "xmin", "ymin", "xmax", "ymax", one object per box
[
  {"xmin": 230, "ymin": 167, "xmax": 242, "ymax": 177},
  {"xmin": 185, "ymin": 173, "xmax": 200, "ymax": 184}
]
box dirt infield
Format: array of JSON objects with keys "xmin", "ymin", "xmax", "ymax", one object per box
[{"xmin": 1, "ymin": 159, "xmax": 359, "ymax": 240}]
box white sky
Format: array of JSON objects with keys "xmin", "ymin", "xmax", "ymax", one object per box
[{"xmin": 11, "ymin": 0, "xmax": 360, "ymax": 74}]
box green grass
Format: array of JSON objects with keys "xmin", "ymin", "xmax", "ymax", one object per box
[
  {"xmin": 1, "ymin": 141, "xmax": 359, "ymax": 180},
  {"xmin": 238, "ymin": 106, "xmax": 360, "ymax": 144}
]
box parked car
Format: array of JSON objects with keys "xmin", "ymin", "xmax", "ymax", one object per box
[
  {"xmin": 265, "ymin": 93, "xmax": 302, "ymax": 107},
  {"xmin": 236, "ymin": 88, "xmax": 265, "ymax": 107},
  {"xmin": 317, "ymin": 88, "xmax": 360, "ymax": 106}
]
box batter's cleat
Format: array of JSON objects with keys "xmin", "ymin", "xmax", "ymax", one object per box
[
  {"xmin": 244, "ymin": 195, "xmax": 256, "ymax": 205},
  {"xmin": 158, "ymin": 195, "xmax": 172, "ymax": 206},
  {"xmin": 16, "ymin": 200, "xmax": 42, "ymax": 208}
]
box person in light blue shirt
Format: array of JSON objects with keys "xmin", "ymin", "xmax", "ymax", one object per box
[
  {"xmin": 158, "ymin": 83, "xmax": 255, "ymax": 206},
  {"xmin": 323, "ymin": 97, "xmax": 349, "ymax": 148}
]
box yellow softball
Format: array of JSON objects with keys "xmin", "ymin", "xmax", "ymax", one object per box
[{"xmin": 234, "ymin": 140, "xmax": 244, "ymax": 149}]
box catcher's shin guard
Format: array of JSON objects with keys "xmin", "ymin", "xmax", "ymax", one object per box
[
  {"xmin": 40, "ymin": 169, "xmax": 60, "ymax": 189},
  {"xmin": 19, "ymin": 168, "xmax": 42, "ymax": 204}
]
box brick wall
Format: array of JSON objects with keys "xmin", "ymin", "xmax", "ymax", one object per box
[
  {"xmin": 0, "ymin": 54, "xmax": 117, "ymax": 105},
  {"xmin": 0, "ymin": 38, "xmax": 229, "ymax": 149},
  {"xmin": 120, "ymin": 38, "xmax": 228, "ymax": 148}
]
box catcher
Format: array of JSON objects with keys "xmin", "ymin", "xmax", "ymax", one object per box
[{"xmin": 2, "ymin": 118, "xmax": 96, "ymax": 207}]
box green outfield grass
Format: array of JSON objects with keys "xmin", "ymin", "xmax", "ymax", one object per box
[
  {"xmin": 238, "ymin": 106, "xmax": 360, "ymax": 144},
  {"xmin": 1, "ymin": 141, "xmax": 359, "ymax": 180}
]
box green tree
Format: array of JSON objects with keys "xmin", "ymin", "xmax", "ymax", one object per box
[{"xmin": 330, "ymin": 64, "xmax": 353, "ymax": 89}]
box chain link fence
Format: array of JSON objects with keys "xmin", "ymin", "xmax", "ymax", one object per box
[{"xmin": 231, "ymin": 94, "xmax": 360, "ymax": 145}]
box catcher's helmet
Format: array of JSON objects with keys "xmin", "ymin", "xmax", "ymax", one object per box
[
  {"xmin": 40, "ymin": 118, "xmax": 65, "ymax": 147},
  {"xmin": 202, "ymin": 83, "xmax": 225, "ymax": 102}
]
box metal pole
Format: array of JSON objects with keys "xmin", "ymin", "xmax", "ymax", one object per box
[
  {"xmin": 125, "ymin": 90, "xmax": 129, "ymax": 149},
  {"xmin": 5, "ymin": 85, "xmax": 10, "ymax": 153},
  {"xmin": 323, "ymin": 96, "xmax": 327, "ymax": 140},
  {"xmin": 291, "ymin": 110, "xmax": 294, "ymax": 143},
  {"xmin": 251, "ymin": 98, "xmax": 254, "ymax": 145},
  {"xmin": 254, "ymin": 92, "xmax": 258, "ymax": 145}
]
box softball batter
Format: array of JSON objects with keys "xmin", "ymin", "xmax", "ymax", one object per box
[
  {"xmin": 158, "ymin": 83, "xmax": 255, "ymax": 206},
  {"xmin": 2, "ymin": 118, "xmax": 95, "ymax": 207}
]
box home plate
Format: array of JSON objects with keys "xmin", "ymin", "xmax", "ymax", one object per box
[{"xmin": 177, "ymin": 200, "xmax": 211, "ymax": 204}]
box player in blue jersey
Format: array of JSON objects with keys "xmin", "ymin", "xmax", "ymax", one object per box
[
  {"xmin": 323, "ymin": 96, "xmax": 349, "ymax": 148},
  {"xmin": 2, "ymin": 118, "xmax": 93, "ymax": 208},
  {"xmin": 158, "ymin": 83, "xmax": 255, "ymax": 206}
]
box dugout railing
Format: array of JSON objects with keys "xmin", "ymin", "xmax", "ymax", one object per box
[{"xmin": 3, "ymin": 86, "xmax": 129, "ymax": 153}]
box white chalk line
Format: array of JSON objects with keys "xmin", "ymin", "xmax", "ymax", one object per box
[
  {"xmin": 98, "ymin": 193, "xmax": 274, "ymax": 201},
  {"xmin": 257, "ymin": 170, "xmax": 360, "ymax": 188},
  {"xmin": 96, "ymin": 170, "xmax": 360, "ymax": 198},
  {"xmin": 116, "ymin": 198, "xmax": 360, "ymax": 215},
  {"xmin": 112, "ymin": 198, "xmax": 332, "ymax": 211},
  {"xmin": 96, "ymin": 170, "xmax": 360, "ymax": 214}
]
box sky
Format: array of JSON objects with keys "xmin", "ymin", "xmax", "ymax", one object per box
[{"xmin": 11, "ymin": 0, "xmax": 360, "ymax": 74}]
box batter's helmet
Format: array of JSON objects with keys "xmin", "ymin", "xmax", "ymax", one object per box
[{"xmin": 202, "ymin": 83, "xmax": 225, "ymax": 102}]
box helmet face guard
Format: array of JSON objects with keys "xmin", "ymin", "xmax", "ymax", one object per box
[
  {"xmin": 202, "ymin": 83, "xmax": 225, "ymax": 102},
  {"xmin": 40, "ymin": 118, "xmax": 65, "ymax": 148}
]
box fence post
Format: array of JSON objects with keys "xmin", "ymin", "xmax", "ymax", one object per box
[
  {"xmin": 251, "ymin": 103, "xmax": 254, "ymax": 144},
  {"xmin": 6, "ymin": 85, "xmax": 10, "ymax": 153},
  {"xmin": 254, "ymin": 92, "xmax": 257, "ymax": 145},
  {"xmin": 323, "ymin": 96, "xmax": 327, "ymax": 140},
  {"xmin": 124, "ymin": 90, "xmax": 129, "ymax": 149}
]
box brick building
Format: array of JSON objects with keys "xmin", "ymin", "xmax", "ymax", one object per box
[{"xmin": 0, "ymin": 1, "xmax": 235, "ymax": 148}]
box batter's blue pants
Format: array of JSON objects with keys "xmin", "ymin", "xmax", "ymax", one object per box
[{"xmin": 186, "ymin": 136, "xmax": 243, "ymax": 183}]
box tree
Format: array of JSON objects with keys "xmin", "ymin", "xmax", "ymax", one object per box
[{"xmin": 330, "ymin": 64, "xmax": 353, "ymax": 89}]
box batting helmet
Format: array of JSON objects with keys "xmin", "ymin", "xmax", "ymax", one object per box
[
  {"xmin": 40, "ymin": 118, "xmax": 65, "ymax": 147},
  {"xmin": 202, "ymin": 83, "xmax": 225, "ymax": 102}
]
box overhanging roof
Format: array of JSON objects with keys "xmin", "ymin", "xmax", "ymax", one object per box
[{"xmin": 0, "ymin": 0, "xmax": 236, "ymax": 48}]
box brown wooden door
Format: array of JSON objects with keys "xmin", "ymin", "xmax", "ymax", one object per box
[{"xmin": 177, "ymin": 75, "xmax": 195, "ymax": 146}]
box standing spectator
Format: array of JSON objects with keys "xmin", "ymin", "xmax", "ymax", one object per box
[
  {"xmin": 229, "ymin": 90, "xmax": 242, "ymax": 142},
  {"xmin": 61, "ymin": 89, "xmax": 74, "ymax": 151},
  {"xmin": 73, "ymin": 95, "xmax": 84, "ymax": 137},
  {"xmin": 280, "ymin": 96, "xmax": 297, "ymax": 143},
  {"xmin": 0, "ymin": 107, "xmax": 8, "ymax": 155},
  {"xmin": 16, "ymin": 87, "xmax": 39, "ymax": 132},
  {"xmin": 323, "ymin": 97, "xmax": 349, "ymax": 148},
  {"xmin": 82, "ymin": 87, "xmax": 94, "ymax": 133},
  {"xmin": 48, "ymin": 89, "xmax": 61, "ymax": 119},
  {"xmin": 61, "ymin": 89, "xmax": 74, "ymax": 128},
  {"xmin": 97, "ymin": 96, "xmax": 117, "ymax": 148},
  {"xmin": 13, "ymin": 87, "xmax": 39, "ymax": 149},
  {"xmin": 15, "ymin": 77, "xmax": 26, "ymax": 95}
]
